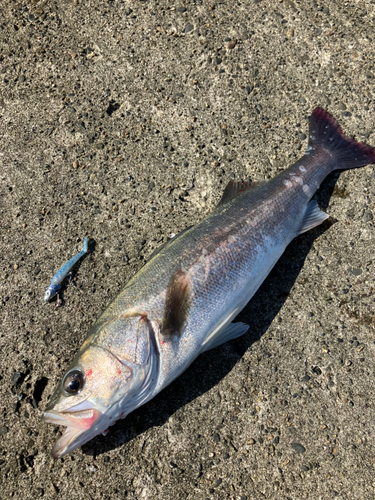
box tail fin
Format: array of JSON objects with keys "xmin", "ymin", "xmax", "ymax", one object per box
[{"xmin": 308, "ymin": 107, "xmax": 375, "ymax": 170}]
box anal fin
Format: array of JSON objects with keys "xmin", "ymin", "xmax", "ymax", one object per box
[{"xmin": 296, "ymin": 200, "xmax": 329, "ymax": 236}]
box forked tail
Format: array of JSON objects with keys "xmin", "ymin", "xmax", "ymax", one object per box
[{"xmin": 308, "ymin": 107, "xmax": 375, "ymax": 170}]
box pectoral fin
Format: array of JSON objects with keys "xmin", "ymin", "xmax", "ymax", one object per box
[{"xmin": 162, "ymin": 269, "xmax": 191, "ymax": 339}]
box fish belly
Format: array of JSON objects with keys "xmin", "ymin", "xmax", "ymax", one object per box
[{"xmin": 154, "ymin": 233, "xmax": 290, "ymax": 394}]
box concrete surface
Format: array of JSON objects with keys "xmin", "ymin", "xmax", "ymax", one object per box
[{"xmin": 1, "ymin": 0, "xmax": 375, "ymax": 498}]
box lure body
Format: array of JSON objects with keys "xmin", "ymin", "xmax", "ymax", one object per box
[{"xmin": 44, "ymin": 238, "xmax": 89, "ymax": 305}]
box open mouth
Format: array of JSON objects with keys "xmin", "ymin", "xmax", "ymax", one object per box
[{"xmin": 43, "ymin": 408, "xmax": 102, "ymax": 459}]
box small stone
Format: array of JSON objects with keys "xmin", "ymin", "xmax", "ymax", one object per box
[
  {"xmin": 299, "ymin": 132, "xmax": 307, "ymax": 140},
  {"xmin": 346, "ymin": 208, "xmax": 355, "ymax": 219},
  {"xmin": 247, "ymin": 438, "xmax": 255, "ymax": 445},
  {"xmin": 291, "ymin": 442, "xmax": 306, "ymax": 454},
  {"xmin": 312, "ymin": 366, "xmax": 322, "ymax": 375},
  {"xmin": 362, "ymin": 210, "xmax": 373, "ymax": 222},
  {"xmin": 177, "ymin": 7, "xmax": 187, "ymax": 13},
  {"xmin": 0, "ymin": 427, "xmax": 8, "ymax": 435},
  {"xmin": 351, "ymin": 268, "xmax": 362, "ymax": 276},
  {"xmin": 225, "ymin": 40, "xmax": 237, "ymax": 50},
  {"xmin": 73, "ymin": 160, "xmax": 79, "ymax": 169},
  {"xmin": 184, "ymin": 24, "xmax": 194, "ymax": 33},
  {"xmin": 213, "ymin": 478, "xmax": 222, "ymax": 487},
  {"xmin": 321, "ymin": 95, "xmax": 331, "ymax": 105},
  {"xmin": 212, "ymin": 433, "xmax": 220, "ymax": 443},
  {"xmin": 11, "ymin": 372, "xmax": 22, "ymax": 385},
  {"xmin": 215, "ymin": 57, "xmax": 222, "ymax": 65}
]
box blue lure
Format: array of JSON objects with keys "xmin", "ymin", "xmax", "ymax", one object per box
[{"xmin": 44, "ymin": 238, "xmax": 89, "ymax": 306}]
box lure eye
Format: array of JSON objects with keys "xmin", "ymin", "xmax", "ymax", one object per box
[{"xmin": 63, "ymin": 370, "xmax": 85, "ymax": 395}]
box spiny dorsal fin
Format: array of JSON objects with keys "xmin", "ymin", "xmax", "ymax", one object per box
[
  {"xmin": 217, "ymin": 179, "xmax": 254, "ymax": 207},
  {"xmin": 162, "ymin": 269, "xmax": 191, "ymax": 339}
]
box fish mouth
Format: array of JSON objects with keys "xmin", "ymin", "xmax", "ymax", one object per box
[{"xmin": 42, "ymin": 408, "xmax": 103, "ymax": 459}]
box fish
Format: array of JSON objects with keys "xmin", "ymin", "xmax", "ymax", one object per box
[
  {"xmin": 42, "ymin": 108, "xmax": 375, "ymax": 458},
  {"xmin": 44, "ymin": 237, "xmax": 89, "ymax": 307}
]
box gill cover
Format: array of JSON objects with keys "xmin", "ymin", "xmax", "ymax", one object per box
[{"xmin": 43, "ymin": 314, "xmax": 160, "ymax": 458}]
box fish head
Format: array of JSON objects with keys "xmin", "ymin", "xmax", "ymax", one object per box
[
  {"xmin": 43, "ymin": 314, "xmax": 158, "ymax": 458},
  {"xmin": 44, "ymin": 284, "xmax": 60, "ymax": 302}
]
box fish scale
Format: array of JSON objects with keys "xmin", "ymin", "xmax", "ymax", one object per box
[{"xmin": 42, "ymin": 108, "xmax": 375, "ymax": 458}]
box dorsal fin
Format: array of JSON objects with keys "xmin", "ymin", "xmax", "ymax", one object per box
[
  {"xmin": 162, "ymin": 269, "xmax": 191, "ymax": 339},
  {"xmin": 217, "ymin": 179, "xmax": 254, "ymax": 207}
]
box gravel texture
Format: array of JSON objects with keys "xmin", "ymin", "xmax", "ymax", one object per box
[{"xmin": 1, "ymin": 0, "xmax": 375, "ymax": 499}]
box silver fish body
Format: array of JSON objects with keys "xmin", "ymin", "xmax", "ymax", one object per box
[{"xmin": 43, "ymin": 108, "xmax": 375, "ymax": 458}]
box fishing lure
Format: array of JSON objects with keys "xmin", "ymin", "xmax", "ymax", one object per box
[{"xmin": 44, "ymin": 238, "xmax": 89, "ymax": 307}]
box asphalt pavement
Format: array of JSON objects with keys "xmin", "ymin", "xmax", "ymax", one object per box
[{"xmin": 1, "ymin": 0, "xmax": 375, "ymax": 498}]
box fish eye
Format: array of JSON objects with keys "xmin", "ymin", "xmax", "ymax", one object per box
[{"xmin": 63, "ymin": 370, "xmax": 85, "ymax": 395}]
